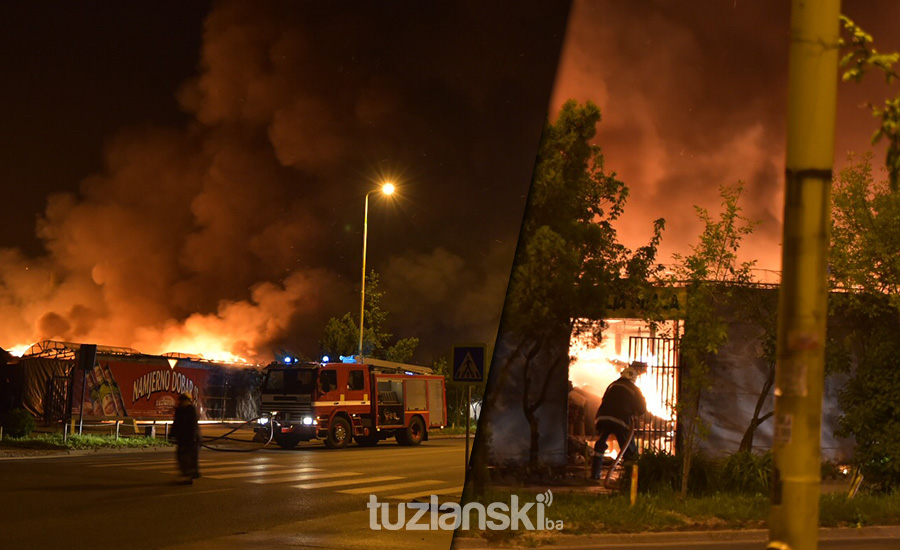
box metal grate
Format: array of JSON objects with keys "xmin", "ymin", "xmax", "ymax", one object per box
[
  {"xmin": 44, "ymin": 375, "xmax": 71, "ymax": 423},
  {"xmin": 628, "ymin": 336, "xmax": 679, "ymax": 455}
]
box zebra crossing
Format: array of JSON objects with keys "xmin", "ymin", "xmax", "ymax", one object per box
[{"xmin": 82, "ymin": 455, "xmax": 464, "ymax": 501}]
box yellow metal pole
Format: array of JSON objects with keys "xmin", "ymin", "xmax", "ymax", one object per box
[
  {"xmin": 630, "ymin": 464, "xmax": 639, "ymax": 507},
  {"xmin": 768, "ymin": 2, "xmax": 841, "ymax": 550}
]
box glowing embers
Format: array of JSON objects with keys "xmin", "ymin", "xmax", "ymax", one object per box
[{"xmin": 569, "ymin": 319, "xmax": 680, "ymax": 455}]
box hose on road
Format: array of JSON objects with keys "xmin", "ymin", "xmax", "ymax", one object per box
[{"xmin": 198, "ymin": 417, "xmax": 273, "ymax": 453}]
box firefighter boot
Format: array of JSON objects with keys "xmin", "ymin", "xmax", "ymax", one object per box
[{"xmin": 591, "ymin": 456, "xmax": 604, "ymax": 480}]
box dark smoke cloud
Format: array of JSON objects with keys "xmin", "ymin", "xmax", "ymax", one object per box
[
  {"xmin": 552, "ymin": 0, "xmax": 900, "ymax": 274},
  {"xmin": 381, "ymin": 244, "xmax": 514, "ymax": 358},
  {"xmin": 0, "ymin": 1, "xmax": 569, "ymax": 361}
]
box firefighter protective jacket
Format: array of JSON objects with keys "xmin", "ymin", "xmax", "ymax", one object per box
[{"xmin": 594, "ymin": 376, "xmax": 647, "ymax": 429}]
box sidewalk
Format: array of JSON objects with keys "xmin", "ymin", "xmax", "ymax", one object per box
[{"xmin": 453, "ymin": 525, "xmax": 900, "ymax": 549}]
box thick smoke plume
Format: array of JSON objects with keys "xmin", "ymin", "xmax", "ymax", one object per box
[
  {"xmin": 553, "ymin": 0, "xmax": 900, "ymax": 274},
  {"xmin": 0, "ymin": 1, "xmax": 567, "ymax": 361}
]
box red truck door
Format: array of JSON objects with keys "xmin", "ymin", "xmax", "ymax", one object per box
[
  {"xmin": 344, "ymin": 368, "xmax": 368, "ymax": 406},
  {"xmin": 317, "ymin": 368, "xmax": 340, "ymax": 410}
]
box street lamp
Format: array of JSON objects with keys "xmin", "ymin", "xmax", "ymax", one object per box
[{"xmin": 359, "ymin": 182, "xmax": 395, "ymax": 358}]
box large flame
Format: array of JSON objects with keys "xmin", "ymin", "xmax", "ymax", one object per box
[
  {"xmin": 157, "ymin": 332, "xmax": 253, "ymax": 365},
  {"xmin": 6, "ymin": 344, "xmax": 32, "ymax": 357}
]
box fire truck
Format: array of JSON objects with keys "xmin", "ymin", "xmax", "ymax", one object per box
[{"xmin": 256, "ymin": 357, "xmax": 447, "ymax": 449}]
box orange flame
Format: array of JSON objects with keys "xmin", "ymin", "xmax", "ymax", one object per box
[
  {"xmin": 156, "ymin": 334, "xmax": 253, "ymax": 365},
  {"xmin": 6, "ymin": 344, "xmax": 32, "ymax": 357}
]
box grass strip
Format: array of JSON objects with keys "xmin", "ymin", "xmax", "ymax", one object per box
[
  {"xmin": 0, "ymin": 433, "xmax": 171, "ymax": 450},
  {"xmin": 464, "ymin": 487, "xmax": 900, "ymax": 541}
]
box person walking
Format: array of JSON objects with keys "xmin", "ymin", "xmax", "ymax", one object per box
[
  {"xmin": 172, "ymin": 393, "xmax": 201, "ymax": 484},
  {"xmin": 591, "ymin": 361, "xmax": 648, "ymax": 480}
]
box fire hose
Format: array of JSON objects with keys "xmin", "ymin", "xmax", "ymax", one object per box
[
  {"xmin": 195, "ymin": 417, "xmax": 274, "ymax": 453},
  {"xmin": 602, "ymin": 415, "xmax": 640, "ymax": 489}
]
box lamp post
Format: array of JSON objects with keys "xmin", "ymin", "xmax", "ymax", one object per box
[{"xmin": 359, "ymin": 182, "xmax": 395, "ymax": 358}]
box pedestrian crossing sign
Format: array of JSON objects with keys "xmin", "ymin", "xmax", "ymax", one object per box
[{"xmin": 452, "ymin": 345, "xmax": 486, "ymax": 383}]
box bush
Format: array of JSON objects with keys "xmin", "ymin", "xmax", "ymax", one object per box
[
  {"xmin": 721, "ymin": 451, "xmax": 772, "ymax": 494},
  {"xmin": 833, "ymin": 301, "xmax": 900, "ymax": 493},
  {"xmin": 636, "ymin": 448, "xmax": 681, "ymax": 493},
  {"xmin": 634, "ymin": 450, "xmax": 776, "ymax": 496},
  {"xmin": 1, "ymin": 408, "xmax": 36, "ymax": 438},
  {"xmin": 687, "ymin": 452, "xmax": 723, "ymax": 495}
]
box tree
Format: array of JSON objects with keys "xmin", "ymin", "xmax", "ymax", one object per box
[
  {"xmin": 433, "ymin": 356, "xmax": 487, "ymax": 429},
  {"xmin": 736, "ymin": 286, "xmax": 778, "ymax": 454},
  {"xmin": 669, "ymin": 182, "xmax": 756, "ymax": 497},
  {"xmin": 488, "ymin": 100, "xmax": 664, "ymax": 471},
  {"xmin": 830, "ymin": 19, "xmax": 900, "ymax": 489},
  {"xmin": 840, "ymin": 16, "xmax": 900, "ymax": 190},
  {"xmin": 830, "ymin": 156, "xmax": 900, "ymax": 312},
  {"xmin": 828, "ymin": 157, "xmax": 900, "ymax": 490},
  {"xmin": 319, "ymin": 271, "xmax": 419, "ymax": 362}
]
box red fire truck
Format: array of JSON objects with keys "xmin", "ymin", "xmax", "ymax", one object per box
[{"xmin": 256, "ymin": 358, "xmax": 447, "ymax": 449}]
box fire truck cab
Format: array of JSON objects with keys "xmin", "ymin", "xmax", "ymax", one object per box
[{"xmin": 256, "ymin": 358, "xmax": 447, "ymax": 449}]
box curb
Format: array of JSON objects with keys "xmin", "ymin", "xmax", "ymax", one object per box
[{"xmin": 452, "ymin": 525, "xmax": 900, "ymax": 548}]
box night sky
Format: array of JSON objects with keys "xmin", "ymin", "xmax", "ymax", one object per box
[
  {"xmin": 552, "ymin": 0, "xmax": 900, "ymax": 276},
  {"xmin": 0, "ymin": 2, "xmax": 571, "ymax": 362},
  {"xmin": 3, "ymin": 2, "xmax": 896, "ymax": 363}
]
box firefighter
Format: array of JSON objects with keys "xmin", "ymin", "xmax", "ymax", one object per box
[
  {"xmin": 172, "ymin": 393, "xmax": 201, "ymax": 484},
  {"xmin": 591, "ymin": 361, "xmax": 648, "ymax": 480}
]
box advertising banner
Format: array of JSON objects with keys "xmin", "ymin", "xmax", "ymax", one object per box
[{"xmin": 71, "ymin": 356, "xmax": 212, "ymax": 420}]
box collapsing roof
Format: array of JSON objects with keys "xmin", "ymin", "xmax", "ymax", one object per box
[{"xmin": 20, "ymin": 340, "xmax": 140, "ymax": 360}]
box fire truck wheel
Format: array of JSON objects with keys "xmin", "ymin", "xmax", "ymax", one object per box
[
  {"xmin": 397, "ymin": 416, "xmax": 425, "ymax": 446},
  {"xmin": 324, "ymin": 416, "xmax": 351, "ymax": 449}
]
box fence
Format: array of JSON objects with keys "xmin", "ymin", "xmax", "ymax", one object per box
[{"xmin": 629, "ymin": 335, "xmax": 680, "ymax": 455}]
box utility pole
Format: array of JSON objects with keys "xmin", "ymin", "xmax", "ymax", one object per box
[{"xmin": 768, "ymin": 2, "xmax": 841, "ymax": 550}]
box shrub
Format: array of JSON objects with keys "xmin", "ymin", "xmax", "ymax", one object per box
[
  {"xmin": 721, "ymin": 451, "xmax": 772, "ymax": 494},
  {"xmin": 1, "ymin": 408, "xmax": 36, "ymax": 438},
  {"xmin": 636, "ymin": 448, "xmax": 681, "ymax": 493},
  {"xmin": 687, "ymin": 451, "xmax": 723, "ymax": 495}
]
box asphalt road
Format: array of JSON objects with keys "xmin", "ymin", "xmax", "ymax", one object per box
[{"xmin": 0, "ymin": 437, "xmax": 466, "ymax": 550}]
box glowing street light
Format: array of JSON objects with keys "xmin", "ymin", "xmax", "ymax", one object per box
[{"xmin": 359, "ymin": 182, "xmax": 395, "ymax": 357}]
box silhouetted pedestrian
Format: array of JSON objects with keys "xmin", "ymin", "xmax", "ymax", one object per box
[{"xmin": 171, "ymin": 393, "xmax": 201, "ymax": 484}]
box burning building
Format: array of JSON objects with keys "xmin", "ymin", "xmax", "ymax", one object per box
[
  {"xmin": 483, "ymin": 285, "xmax": 854, "ymax": 470},
  {"xmin": 0, "ymin": 340, "xmax": 261, "ymax": 425}
]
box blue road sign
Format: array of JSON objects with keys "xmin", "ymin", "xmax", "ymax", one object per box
[{"xmin": 452, "ymin": 345, "xmax": 486, "ymax": 383}]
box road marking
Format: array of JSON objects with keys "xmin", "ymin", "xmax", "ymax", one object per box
[
  {"xmin": 191, "ymin": 463, "xmax": 291, "ymax": 474},
  {"xmin": 293, "ymin": 475, "xmax": 402, "ymax": 489},
  {"xmin": 338, "ymin": 479, "xmax": 444, "ymax": 495},
  {"xmin": 206, "ymin": 467, "xmax": 319, "ymax": 479},
  {"xmin": 388, "ymin": 485, "xmax": 466, "ymax": 500},
  {"xmin": 360, "ymin": 447, "xmax": 463, "ymax": 457},
  {"xmin": 127, "ymin": 461, "xmax": 255, "ymax": 470},
  {"xmin": 86, "ymin": 459, "xmax": 221, "ymax": 467},
  {"xmin": 251, "ymin": 471, "xmax": 361, "ymax": 484},
  {"xmin": 148, "ymin": 463, "xmax": 297, "ymax": 475},
  {"xmin": 88, "ymin": 460, "xmax": 175, "ymax": 467}
]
